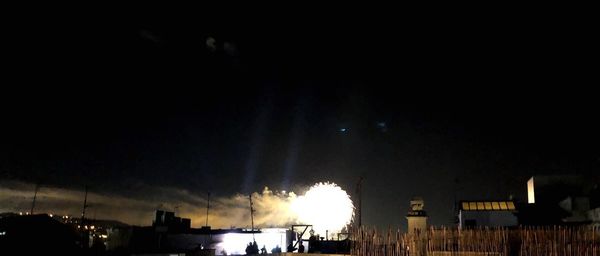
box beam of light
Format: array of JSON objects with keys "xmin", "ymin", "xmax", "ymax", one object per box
[
  {"xmin": 282, "ymin": 95, "xmax": 309, "ymax": 190},
  {"xmin": 290, "ymin": 182, "xmax": 353, "ymax": 238},
  {"xmin": 242, "ymin": 95, "xmax": 272, "ymax": 194}
]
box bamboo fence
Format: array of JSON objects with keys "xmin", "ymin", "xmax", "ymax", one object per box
[{"xmin": 350, "ymin": 226, "xmax": 599, "ymax": 256}]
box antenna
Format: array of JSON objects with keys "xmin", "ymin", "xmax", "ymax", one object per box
[
  {"xmin": 249, "ymin": 194, "xmax": 255, "ymax": 241},
  {"xmin": 30, "ymin": 182, "xmax": 41, "ymax": 215},
  {"xmin": 453, "ymin": 177, "xmax": 461, "ymax": 223},
  {"xmin": 81, "ymin": 185, "xmax": 89, "ymax": 226},
  {"xmin": 206, "ymin": 192, "xmax": 210, "ymax": 227},
  {"xmin": 174, "ymin": 205, "xmax": 180, "ymax": 216}
]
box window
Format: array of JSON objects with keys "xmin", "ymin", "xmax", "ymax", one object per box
[
  {"xmin": 462, "ymin": 202, "xmax": 470, "ymax": 210},
  {"xmin": 477, "ymin": 202, "xmax": 485, "ymax": 210},
  {"xmin": 469, "ymin": 202, "xmax": 477, "ymax": 210},
  {"xmin": 492, "ymin": 202, "xmax": 500, "ymax": 210},
  {"xmin": 465, "ymin": 219, "xmax": 477, "ymax": 227},
  {"xmin": 484, "ymin": 202, "xmax": 492, "ymax": 210},
  {"xmin": 499, "ymin": 202, "xmax": 508, "ymax": 210},
  {"xmin": 507, "ymin": 201, "xmax": 516, "ymax": 210}
]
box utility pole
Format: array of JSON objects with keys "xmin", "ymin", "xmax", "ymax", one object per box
[
  {"xmin": 205, "ymin": 192, "xmax": 210, "ymax": 227},
  {"xmin": 30, "ymin": 182, "xmax": 40, "ymax": 215},
  {"xmin": 81, "ymin": 185, "xmax": 89, "ymax": 226},
  {"xmin": 249, "ymin": 194, "xmax": 255, "ymax": 241},
  {"xmin": 81, "ymin": 185, "xmax": 89, "ymax": 249}
]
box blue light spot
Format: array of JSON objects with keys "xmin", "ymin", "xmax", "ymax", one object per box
[{"xmin": 377, "ymin": 122, "xmax": 388, "ymax": 132}]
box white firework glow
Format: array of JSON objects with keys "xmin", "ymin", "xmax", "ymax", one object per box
[{"xmin": 290, "ymin": 182, "xmax": 354, "ymax": 238}]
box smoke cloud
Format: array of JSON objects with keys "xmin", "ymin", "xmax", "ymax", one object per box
[{"xmin": 0, "ymin": 180, "xmax": 302, "ymax": 229}]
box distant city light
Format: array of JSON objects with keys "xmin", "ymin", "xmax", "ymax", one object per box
[
  {"xmin": 49, "ymin": 214, "xmax": 53, "ymax": 217},
  {"xmin": 0, "ymin": 231, "xmax": 6, "ymax": 236},
  {"xmin": 100, "ymin": 234, "xmax": 108, "ymax": 239},
  {"xmin": 90, "ymin": 225, "xmax": 95, "ymax": 230},
  {"xmin": 19, "ymin": 212, "xmax": 22, "ymax": 215},
  {"xmin": 339, "ymin": 128, "xmax": 347, "ymax": 132}
]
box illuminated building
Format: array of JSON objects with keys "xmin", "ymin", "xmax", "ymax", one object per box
[
  {"xmin": 458, "ymin": 200, "xmax": 517, "ymax": 228},
  {"xmin": 406, "ymin": 197, "xmax": 427, "ymax": 234}
]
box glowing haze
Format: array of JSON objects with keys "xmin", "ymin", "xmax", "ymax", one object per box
[{"xmin": 0, "ymin": 180, "xmax": 353, "ymax": 236}]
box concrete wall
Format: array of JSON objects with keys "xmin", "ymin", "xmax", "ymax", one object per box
[
  {"xmin": 588, "ymin": 207, "xmax": 600, "ymax": 225},
  {"xmin": 459, "ymin": 211, "xmax": 517, "ymax": 228},
  {"xmin": 407, "ymin": 216, "xmax": 427, "ymax": 233}
]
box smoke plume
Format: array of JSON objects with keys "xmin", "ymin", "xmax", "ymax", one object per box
[{"xmin": 0, "ymin": 180, "xmax": 301, "ymax": 229}]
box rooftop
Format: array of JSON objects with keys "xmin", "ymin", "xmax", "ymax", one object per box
[{"xmin": 460, "ymin": 201, "xmax": 516, "ymax": 211}]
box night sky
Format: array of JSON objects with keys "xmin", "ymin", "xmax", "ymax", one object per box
[{"xmin": 2, "ymin": 9, "xmax": 598, "ymax": 230}]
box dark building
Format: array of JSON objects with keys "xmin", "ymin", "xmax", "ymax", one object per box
[
  {"xmin": 458, "ymin": 201, "xmax": 518, "ymax": 228},
  {"xmin": 154, "ymin": 210, "xmax": 191, "ymax": 233},
  {"xmin": 0, "ymin": 214, "xmax": 81, "ymax": 254},
  {"xmin": 519, "ymin": 175, "xmax": 600, "ymax": 226}
]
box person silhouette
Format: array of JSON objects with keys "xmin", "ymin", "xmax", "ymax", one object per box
[
  {"xmin": 246, "ymin": 242, "xmax": 253, "ymax": 255},
  {"xmin": 287, "ymin": 241, "xmax": 297, "ymax": 252},
  {"xmin": 271, "ymin": 245, "xmax": 282, "ymax": 253},
  {"xmin": 261, "ymin": 245, "xmax": 267, "ymax": 254}
]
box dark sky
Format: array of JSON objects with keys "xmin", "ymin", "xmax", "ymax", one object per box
[{"xmin": 2, "ymin": 9, "xmax": 599, "ymax": 229}]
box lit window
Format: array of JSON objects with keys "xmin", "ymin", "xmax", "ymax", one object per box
[
  {"xmin": 527, "ymin": 177, "xmax": 535, "ymax": 204},
  {"xmin": 499, "ymin": 202, "xmax": 508, "ymax": 210},
  {"xmin": 477, "ymin": 202, "xmax": 485, "ymax": 210},
  {"xmin": 507, "ymin": 201, "xmax": 515, "ymax": 210},
  {"xmin": 484, "ymin": 202, "xmax": 492, "ymax": 210},
  {"xmin": 469, "ymin": 202, "xmax": 477, "ymax": 210},
  {"xmin": 462, "ymin": 202, "xmax": 469, "ymax": 210},
  {"xmin": 492, "ymin": 202, "xmax": 500, "ymax": 210}
]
